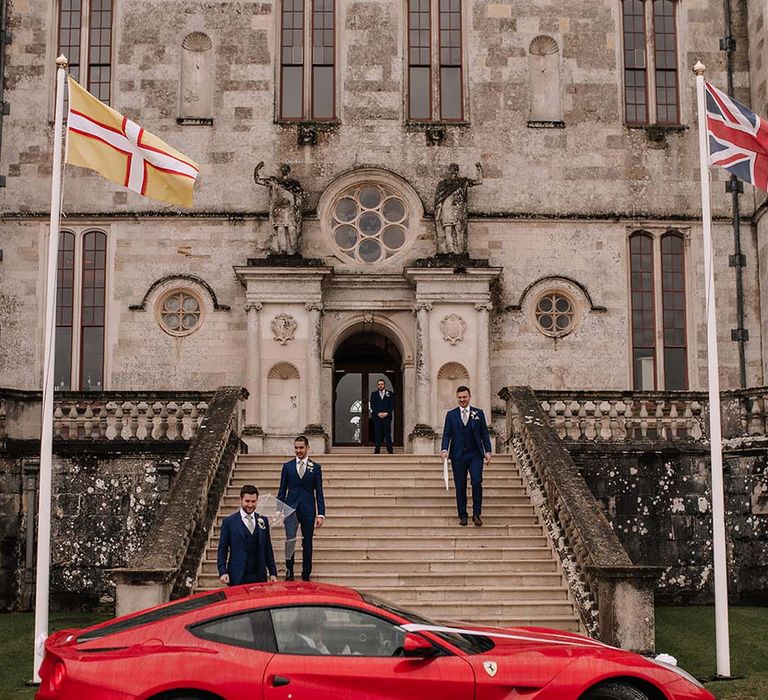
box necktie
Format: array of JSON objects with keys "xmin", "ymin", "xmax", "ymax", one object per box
[
  {"xmin": 245, "ymin": 513, "xmax": 255, "ymax": 534},
  {"xmin": 462, "ymin": 408, "xmax": 469, "ymax": 425},
  {"xmin": 298, "ymin": 460, "xmax": 306, "ymax": 478},
  {"xmin": 380, "ymin": 391, "xmax": 385, "ymax": 399}
]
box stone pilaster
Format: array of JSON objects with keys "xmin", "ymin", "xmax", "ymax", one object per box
[
  {"xmin": 411, "ymin": 302, "xmax": 436, "ymax": 453},
  {"xmin": 475, "ymin": 302, "xmax": 492, "ymax": 418},
  {"xmin": 242, "ymin": 303, "xmax": 264, "ymax": 452},
  {"xmin": 304, "ymin": 302, "xmax": 327, "ymax": 448}
]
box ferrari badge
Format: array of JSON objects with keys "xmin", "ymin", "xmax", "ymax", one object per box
[{"xmin": 483, "ymin": 661, "xmax": 498, "ymax": 677}]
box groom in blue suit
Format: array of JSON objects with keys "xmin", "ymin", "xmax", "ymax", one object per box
[
  {"xmin": 440, "ymin": 385, "xmax": 492, "ymax": 527},
  {"xmin": 217, "ymin": 484, "xmax": 277, "ymax": 585},
  {"xmin": 277, "ymin": 435, "xmax": 326, "ymax": 581},
  {"xmin": 370, "ymin": 378, "xmax": 394, "ymax": 454}
]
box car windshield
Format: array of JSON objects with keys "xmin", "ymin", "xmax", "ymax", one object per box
[
  {"xmin": 361, "ymin": 593, "xmax": 494, "ymax": 655},
  {"xmin": 77, "ymin": 591, "xmax": 226, "ymax": 643}
]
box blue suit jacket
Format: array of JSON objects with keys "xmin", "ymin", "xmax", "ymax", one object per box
[
  {"xmin": 217, "ymin": 511, "xmax": 277, "ymax": 584},
  {"xmin": 441, "ymin": 406, "xmax": 492, "ymax": 462},
  {"xmin": 370, "ymin": 390, "xmax": 394, "ymax": 418},
  {"xmin": 277, "ymin": 459, "xmax": 326, "ymax": 521}
]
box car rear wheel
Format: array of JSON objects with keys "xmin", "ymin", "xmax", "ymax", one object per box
[{"xmin": 581, "ymin": 681, "xmax": 650, "ymax": 700}]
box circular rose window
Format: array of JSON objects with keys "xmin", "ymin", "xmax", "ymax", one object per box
[
  {"xmin": 534, "ymin": 291, "xmax": 576, "ymax": 337},
  {"xmin": 157, "ymin": 289, "xmax": 203, "ymax": 336},
  {"xmin": 331, "ymin": 184, "xmax": 409, "ymax": 263}
]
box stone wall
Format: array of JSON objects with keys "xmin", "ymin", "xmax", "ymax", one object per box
[
  {"xmin": 568, "ymin": 442, "xmax": 768, "ymax": 603},
  {"xmin": 0, "ymin": 456, "xmax": 22, "ymax": 609}
]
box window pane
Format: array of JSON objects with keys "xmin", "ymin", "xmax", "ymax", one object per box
[
  {"xmin": 81, "ymin": 326, "xmax": 104, "ymax": 391},
  {"xmin": 630, "ymin": 234, "xmax": 655, "ymax": 389},
  {"xmin": 622, "ymin": 0, "xmax": 647, "ymax": 124},
  {"xmin": 55, "ymin": 327, "xmax": 73, "ymax": 390},
  {"xmin": 409, "ymin": 67, "xmax": 430, "ymax": 120},
  {"xmin": 440, "ymin": 66, "xmax": 462, "ymax": 120},
  {"xmin": 87, "ymin": 0, "xmax": 113, "ymax": 104},
  {"xmin": 281, "ymin": 65, "xmax": 303, "ymax": 119},
  {"xmin": 312, "ymin": 66, "xmax": 334, "ymax": 119},
  {"xmin": 661, "ymin": 233, "xmax": 687, "ymax": 388},
  {"xmin": 191, "ymin": 610, "xmax": 276, "ymax": 652},
  {"xmin": 80, "ymin": 231, "xmax": 106, "ymax": 391}
]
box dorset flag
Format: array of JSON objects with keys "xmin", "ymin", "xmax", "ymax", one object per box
[{"xmin": 66, "ymin": 76, "xmax": 199, "ymax": 207}]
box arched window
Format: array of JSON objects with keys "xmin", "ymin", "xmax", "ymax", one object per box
[
  {"xmin": 407, "ymin": 0, "xmax": 465, "ymax": 121},
  {"xmin": 58, "ymin": 0, "xmax": 113, "ymax": 103},
  {"xmin": 630, "ymin": 232, "xmax": 656, "ymax": 389},
  {"xmin": 55, "ymin": 229, "xmax": 107, "ymax": 390},
  {"xmin": 528, "ymin": 36, "xmax": 562, "ymax": 124},
  {"xmin": 629, "ymin": 230, "xmax": 688, "ymax": 389},
  {"xmin": 621, "ymin": 0, "xmax": 679, "ymax": 125},
  {"xmin": 661, "ymin": 233, "xmax": 687, "ymax": 389}
]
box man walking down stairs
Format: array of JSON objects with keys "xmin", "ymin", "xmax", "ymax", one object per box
[{"xmin": 197, "ymin": 453, "xmax": 580, "ymax": 632}]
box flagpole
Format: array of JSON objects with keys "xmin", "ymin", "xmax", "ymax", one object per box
[
  {"xmin": 32, "ymin": 54, "xmax": 68, "ymax": 684},
  {"xmin": 694, "ymin": 60, "xmax": 731, "ymax": 679}
]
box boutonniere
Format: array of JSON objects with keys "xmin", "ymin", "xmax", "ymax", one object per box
[
  {"xmin": 471, "ymin": 410, "xmax": 479, "ymax": 420},
  {"xmin": 257, "ymin": 517, "xmax": 266, "ymax": 530},
  {"xmin": 385, "ymin": 391, "xmax": 390, "ymax": 397},
  {"xmin": 306, "ymin": 461, "xmax": 315, "ymax": 472}
]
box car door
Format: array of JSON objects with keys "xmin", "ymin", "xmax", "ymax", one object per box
[{"xmin": 263, "ymin": 605, "xmax": 475, "ymax": 700}]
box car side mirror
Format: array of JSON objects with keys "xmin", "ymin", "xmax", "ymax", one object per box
[{"xmin": 403, "ymin": 632, "xmax": 438, "ymax": 658}]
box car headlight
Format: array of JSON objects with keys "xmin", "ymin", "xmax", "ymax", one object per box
[{"xmin": 649, "ymin": 656, "xmax": 705, "ymax": 689}]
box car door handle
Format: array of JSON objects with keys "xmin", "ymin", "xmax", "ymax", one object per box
[{"xmin": 272, "ymin": 675, "xmax": 291, "ymax": 687}]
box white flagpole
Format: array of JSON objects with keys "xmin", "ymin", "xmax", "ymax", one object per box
[
  {"xmin": 694, "ymin": 60, "xmax": 731, "ymax": 678},
  {"xmin": 32, "ymin": 54, "xmax": 68, "ymax": 684}
]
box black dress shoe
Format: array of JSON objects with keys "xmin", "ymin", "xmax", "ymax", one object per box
[
  {"xmin": 472, "ymin": 515, "xmax": 483, "ymax": 527},
  {"xmin": 285, "ymin": 572, "xmax": 295, "ymax": 581},
  {"xmin": 459, "ymin": 517, "xmax": 468, "ymax": 526},
  {"xmin": 301, "ymin": 574, "xmax": 311, "ymax": 582}
]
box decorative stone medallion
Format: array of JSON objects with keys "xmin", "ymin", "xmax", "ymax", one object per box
[
  {"xmin": 440, "ymin": 313, "xmax": 467, "ymax": 345},
  {"xmin": 271, "ymin": 313, "xmax": 298, "ymax": 345}
]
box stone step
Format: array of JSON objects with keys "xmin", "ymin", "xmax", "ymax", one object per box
[
  {"xmin": 358, "ymin": 585, "xmax": 570, "ymax": 602},
  {"xmin": 220, "ymin": 494, "xmax": 533, "ymax": 508},
  {"xmin": 236, "ymin": 455, "xmax": 518, "ymax": 464},
  {"xmin": 229, "ymin": 477, "xmax": 522, "ymax": 489},
  {"xmin": 209, "ymin": 523, "xmax": 548, "ymax": 538},
  {"xmin": 378, "ymin": 600, "xmax": 577, "ymax": 618},
  {"xmin": 200, "ymin": 557, "xmax": 558, "ymax": 575},
  {"xmin": 227, "ymin": 482, "xmax": 528, "ymax": 495},
  {"xmin": 212, "ymin": 515, "xmax": 540, "ymax": 529}
]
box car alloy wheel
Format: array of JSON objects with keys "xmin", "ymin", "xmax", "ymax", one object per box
[{"xmin": 581, "ymin": 681, "xmax": 650, "ymax": 700}]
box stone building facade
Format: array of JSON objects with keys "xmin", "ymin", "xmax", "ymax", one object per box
[{"xmin": 0, "ymin": 0, "xmax": 768, "ymax": 442}]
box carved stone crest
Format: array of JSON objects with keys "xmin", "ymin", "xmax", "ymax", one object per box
[
  {"xmin": 271, "ymin": 313, "xmax": 298, "ymax": 345},
  {"xmin": 440, "ymin": 313, "xmax": 467, "ymax": 345}
]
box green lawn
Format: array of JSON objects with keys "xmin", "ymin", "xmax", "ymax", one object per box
[
  {"xmin": 0, "ymin": 612, "xmax": 107, "ymax": 700},
  {"xmin": 0, "ymin": 606, "xmax": 765, "ymax": 699},
  {"xmin": 655, "ymin": 606, "xmax": 768, "ymax": 700}
]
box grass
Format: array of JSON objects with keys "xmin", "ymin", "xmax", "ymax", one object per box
[
  {"xmin": 0, "ymin": 612, "xmax": 107, "ymax": 700},
  {"xmin": 655, "ymin": 606, "xmax": 768, "ymax": 700},
  {"xmin": 0, "ymin": 606, "xmax": 765, "ymax": 699}
]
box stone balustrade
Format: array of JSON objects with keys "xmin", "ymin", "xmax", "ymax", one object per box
[
  {"xmin": 536, "ymin": 390, "xmax": 707, "ymax": 443},
  {"xmin": 53, "ymin": 393, "xmax": 212, "ymax": 441}
]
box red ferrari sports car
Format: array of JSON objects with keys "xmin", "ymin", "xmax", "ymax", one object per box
[{"xmin": 36, "ymin": 582, "xmax": 714, "ymax": 700}]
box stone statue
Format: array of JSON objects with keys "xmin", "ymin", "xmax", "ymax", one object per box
[
  {"xmin": 434, "ymin": 162, "xmax": 483, "ymax": 256},
  {"xmin": 254, "ymin": 162, "xmax": 305, "ymax": 256}
]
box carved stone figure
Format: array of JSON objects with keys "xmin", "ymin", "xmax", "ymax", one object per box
[
  {"xmin": 434, "ymin": 162, "xmax": 483, "ymax": 256},
  {"xmin": 254, "ymin": 162, "xmax": 305, "ymax": 255}
]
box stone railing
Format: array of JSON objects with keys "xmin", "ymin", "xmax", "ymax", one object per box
[
  {"xmin": 111, "ymin": 386, "xmax": 247, "ymax": 616},
  {"xmin": 499, "ymin": 386, "xmax": 660, "ymax": 652},
  {"xmin": 53, "ymin": 393, "xmax": 212, "ymax": 441},
  {"xmin": 535, "ymin": 390, "xmax": 707, "ymax": 443},
  {"xmin": 0, "ymin": 390, "xmax": 214, "ymax": 447}
]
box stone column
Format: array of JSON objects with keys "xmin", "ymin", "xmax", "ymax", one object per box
[
  {"xmin": 411, "ymin": 302, "xmax": 436, "ymax": 453},
  {"xmin": 304, "ymin": 303, "xmax": 326, "ymax": 447},
  {"xmin": 475, "ymin": 302, "xmax": 492, "ymax": 417},
  {"xmin": 245, "ymin": 303, "xmax": 262, "ymax": 425},
  {"xmin": 243, "ymin": 303, "xmax": 264, "ymax": 452}
]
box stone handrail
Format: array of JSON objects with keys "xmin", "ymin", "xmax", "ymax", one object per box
[
  {"xmin": 111, "ymin": 386, "xmax": 247, "ymax": 615},
  {"xmin": 499, "ymin": 386, "xmax": 660, "ymax": 652},
  {"xmin": 535, "ymin": 390, "xmax": 706, "ymax": 443},
  {"xmin": 0, "ymin": 389, "xmax": 214, "ymax": 446}
]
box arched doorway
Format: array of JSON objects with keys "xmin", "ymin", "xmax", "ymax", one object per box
[{"xmin": 333, "ymin": 332, "xmax": 403, "ymax": 447}]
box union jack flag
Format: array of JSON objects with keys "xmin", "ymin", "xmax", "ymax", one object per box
[{"xmin": 706, "ymin": 81, "xmax": 768, "ymax": 192}]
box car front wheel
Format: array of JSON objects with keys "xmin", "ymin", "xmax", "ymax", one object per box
[{"xmin": 581, "ymin": 681, "xmax": 650, "ymax": 700}]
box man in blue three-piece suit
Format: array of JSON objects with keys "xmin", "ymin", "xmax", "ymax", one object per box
[
  {"xmin": 277, "ymin": 435, "xmax": 326, "ymax": 581},
  {"xmin": 217, "ymin": 484, "xmax": 277, "ymax": 585},
  {"xmin": 440, "ymin": 385, "xmax": 492, "ymax": 527},
  {"xmin": 370, "ymin": 378, "xmax": 394, "ymax": 454}
]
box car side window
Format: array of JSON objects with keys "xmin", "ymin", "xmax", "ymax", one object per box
[
  {"xmin": 271, "ymin": 606, "xmax": 406, "ymax": 657},
  {"xmin": 189, "ymin": 609, "xmax": 276, "ymax": 652}
]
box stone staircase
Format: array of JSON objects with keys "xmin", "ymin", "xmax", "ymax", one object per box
[{"xmin": 195, "ymin": 453, "xmax": 581, "ymax": 631}]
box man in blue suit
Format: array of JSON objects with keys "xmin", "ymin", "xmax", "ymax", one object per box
[
  {"xmin": 217, "ymin": 484, "xmax": 277, "ymax": 585},
  {"xmin": 440, "ymin": 385, "xmax": 492, "ymax": 527},
  {"xmin": 370, "ymin": 378, "xmax": 394, "ymax": 454},
  {"xmin": 277, "ymin": 435, "xmax": 326, "ymax": 581}
]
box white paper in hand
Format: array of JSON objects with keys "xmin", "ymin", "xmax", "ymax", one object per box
[{"xmin": 443, "ymin": 457, "xmax": 450, "ymax": 490}]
